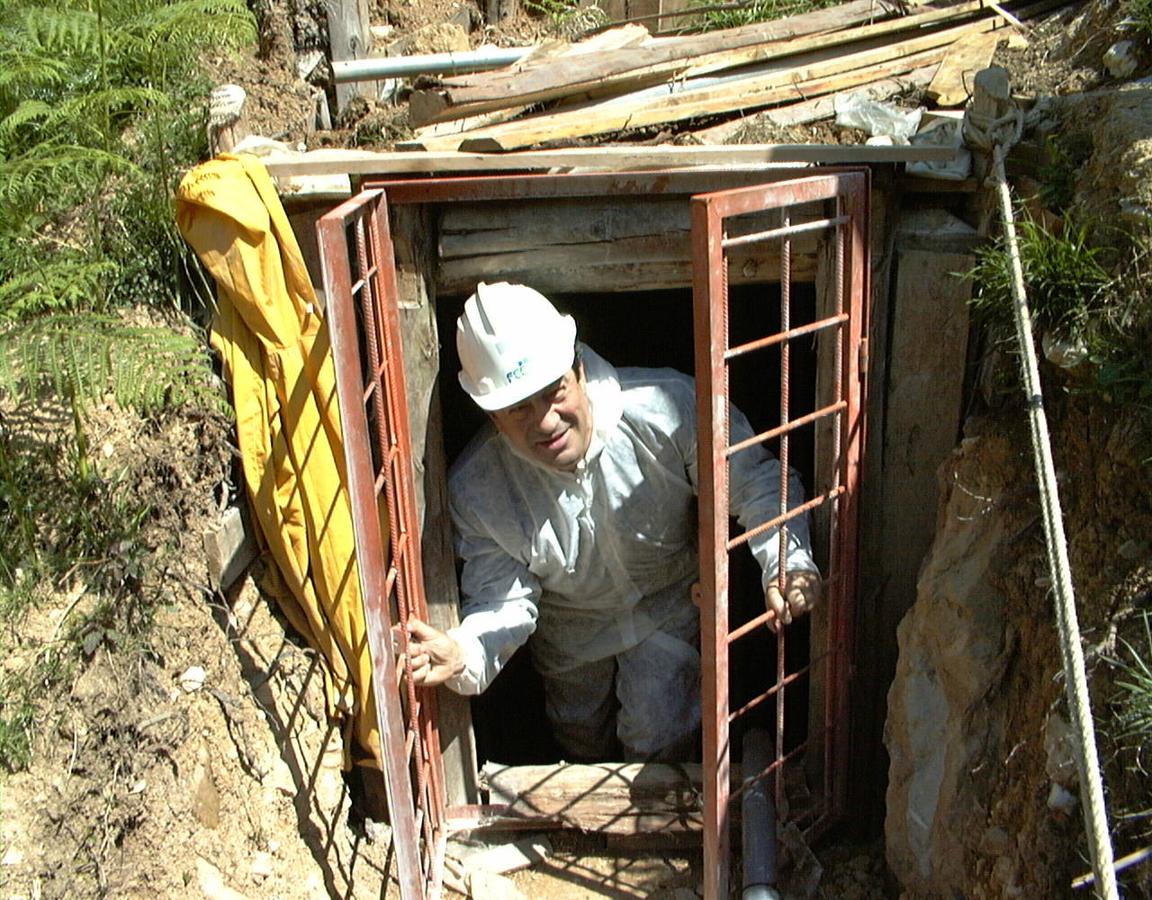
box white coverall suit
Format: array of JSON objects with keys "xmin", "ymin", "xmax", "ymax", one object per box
[{"xmin": 445, "ymin": 346, "xmax": 818, "ymax": 759}]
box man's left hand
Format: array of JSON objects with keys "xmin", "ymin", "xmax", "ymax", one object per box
[{"xmin": 764, "ymin": 570, "xmax": 823, "ymax": 633}]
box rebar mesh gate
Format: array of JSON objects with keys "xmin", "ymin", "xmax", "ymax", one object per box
[
  {"xmin": 317, "ymin": 189, "xmax": 449, "ymax": 899},
  {"xmin": 692, "ymin": 172, "xmax": 867, "ymax": 899}
]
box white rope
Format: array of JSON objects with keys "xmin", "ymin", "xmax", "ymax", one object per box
[{"xmin": 990, "ymin": 140, "xmax": 1119, "ymax": 900}]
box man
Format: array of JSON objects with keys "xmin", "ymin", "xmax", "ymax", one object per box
[{"xmin": 403, "ymin": 282, "xmax": 821, "ymax": 761}]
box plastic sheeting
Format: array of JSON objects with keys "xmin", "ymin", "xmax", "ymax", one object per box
[{"xmin": 176, "ymin": 154, "xmax": 381, "ymax": 771}]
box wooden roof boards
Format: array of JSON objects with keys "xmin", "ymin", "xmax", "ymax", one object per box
[{"xmin": 393, "ymin": 0, "xmax": 1064, "ymax": 153}]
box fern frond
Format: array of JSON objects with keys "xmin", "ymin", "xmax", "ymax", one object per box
[
  {"xmin": 0, "ymin": 144, "xmax": 138, "ymax": 208},
  {"xmin": 15, "ymin": 6, "xmax": 101, "ymax": 57},
  {"xmin": 0, "ymin": 53, "xmax": 71, "ymax": 96},
  {"xmin": 54, "ymin": 86, "xmax": 168, "ymax": 134},
  {"xmin": 0, "ymin": 315, "xmax": 226, "ymax": 416},
  {"xmin": 0, "ymin": 99, "xmax": 54, "ymax": 141},
  {"xmin": 2, "ymin": 88, "xmax": 167, "ymax": 154},
  {"xmin": 0, "ymin": 257, "xmax": 115, "ymax": 320},
  {"xmin": 129, "ymin": 0, "xmax": 255, "ymax": 48}
]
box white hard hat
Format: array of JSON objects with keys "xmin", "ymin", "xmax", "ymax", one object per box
[{"xmin": 457, "ymin": 282, "xmax": 577, "ymax": 412}]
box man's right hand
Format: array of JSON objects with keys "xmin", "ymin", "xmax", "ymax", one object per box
[{"xmin": 395, "ymin": 619, "xmax": 466, "ymax": 687}]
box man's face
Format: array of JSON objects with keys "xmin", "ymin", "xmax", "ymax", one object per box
[{"xmin": 490, "ymin": 365, "xmax": 593, "ymax": 472}]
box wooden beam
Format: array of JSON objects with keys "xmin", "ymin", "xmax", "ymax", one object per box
[
  {"xmin": 482, "ymin": 762, "xmax": 712, "ymax": 833},
  {"xmin": 434, "ymin": 189, "xmax": 825, "ymax": 296},
  {"xmin": 854, "ymin": 237, "xmax": 974, "ymax": 824},
  {"xmin": 485, "ymin": 0, "xmax": 518, "ymax": 25},
  {"xmin": 391, "ymin": 205, "xmax": 480, "ymax": 806},
  {"xmin": 324, "ymin": 0, "xmax": 373, "ymax": 113},
  {"xmin": 436, "ymin": 237, "xmax": 819, "ymax": 294},
  {"xmin": 438, "ymin": 196, "xmax": 822, "ymax": 257},
  {"xmin": 924, "ymin": 29, "xmax": 1002, "ymax": 107},
  {"xmin": 409, "ymin": 0, "xmax": 895, "ymax": 125},
  {"xmin": 263, "ymin": 143, "xmax": 958, "ymax": 182},
  {"xmin": 689, "ymin": 63, "xmax": 938, "ymax": 143},
  {"xmin": 401, "ymin": 25, "xmax": 655, "ymax": 152},
  {"xmin": 412, "ymin": 0, "xmax": 1033, "ymax": 129},
  {"xmin": 452, "ymin": 38, "xmax": 962, "ymax": 151},
  {"xmin": 425, "ymin": 0, "xmax": 1062, "ymax": 149}
]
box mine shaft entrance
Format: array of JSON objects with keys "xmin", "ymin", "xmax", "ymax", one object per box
[
  {"xmin": 318, "ymin": 169, "xmax": 869, "ymax": 900},
  {"xmin": 436, "ymin": 283, "xmax": 822, "ymax": 770}
]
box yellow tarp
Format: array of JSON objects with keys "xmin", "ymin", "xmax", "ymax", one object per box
[{"xmin": 175, "ymin": 154, "xmax": 380, "ymax": 771}]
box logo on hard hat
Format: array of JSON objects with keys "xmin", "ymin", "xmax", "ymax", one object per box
[{"xmin": 505, "ymin": 358, "xmax": 530, "ymax": 384}]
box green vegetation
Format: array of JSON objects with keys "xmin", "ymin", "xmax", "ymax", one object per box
[
  {"xmin": 689, "ymin": 0, "xmax": 842, "ymax": 31},
  {"xmin": 0, "ymin": 646, "xmax": 74, "ymax": 774},
  {"xmin": 1114, "ymin": 613, "xmax": 1152, "ymax": 762},
  {"xmin": 0, "ymin": 395, "xmax": 152, "ymax": 772},
  {"xmin": 0, "ymin": 315, "xmax": 226, "ymax": 415},
  {"xmin": 1035, "ymin": 132, "xmax": 1092, "ymax": 214},
  {"xmin": 970, "ymin": 207, "xmax": 1152, "ymax": 418},
  {"xmin": 0, "ymin": 0, "xmax": 253, "ymax": 318},
  {"xmin": 1123, "ymin": 0, "xmax": 1152, "ymax": 40},
  {"xmin": 0, "ymin": 0, "xmax": 253, "ymax": 773},
  {"xmin": 969, "ymin": 212, "xmax": 1111, "ymax": 341},
  {"xmin": 523, "ymin": 0, "xmax": 608, "ymax": 37}
]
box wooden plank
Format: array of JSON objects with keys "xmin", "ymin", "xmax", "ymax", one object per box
[
  {"xmin": 324, "ymin": 0, "xmax": 373, "ymax": 113},
  {"xmin": 437, "ymin": 230, "xmax": 819, "ymax": 294},
  {"xmin": 409, "ymin": 0, "xmax": 901, "ymax": 125},
  {"xmin": 434, "ymin": 0, "xmax": 1062, "ymax": 149},
  {"xmin": 430, "ymin": 0, "xmax": 1022, "ymax": 129},
  {"xmin": 438, "ymin": 258, "xmax": 813, "ymax": 294},
  {"xmin": 438, "ymin": 196, "xmax": 823, "ymax": 257},
  {"xmin": 401, "ymin": 25, "xmax": 654, "ymax": 152},
  {"xmin": 689, "ymin": 64, "xmax": 938, "ymax": 144},
  {"xmin": 452, "ymin": 37, "xmax": 963, "ymax": 151},
  {"xmin": 673, "ymin": 1, "xmax": 992, "ymax": 80},
  {"xmin": 657, "ymin": 0, "xmax": 693, "ymax": 34},
  {"xmin": 925, "ymin": 29, "xmax": 1002, "ymax": 107},
  {"xmin": 482, "ymin": 762, "xmax": 708, "ymax": 833},
  {"xmin": 262, "ymin": 143, "xmax": 958, "ymax": 180},
  {"xmin": 865, "ymin": 245, "xmax": 972, "ymax": 821},
  {"xmin": 485, "ymin": 0, "xmax": 518, "ymax": 25},
  {"xmin": 391, "ymin": 205, "xmax": 480, "ymax": 807}
]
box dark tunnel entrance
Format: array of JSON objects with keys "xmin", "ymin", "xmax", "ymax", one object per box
[{"xmin": 435, "ymin": 282, "xmax": 821, "ymax": 767}]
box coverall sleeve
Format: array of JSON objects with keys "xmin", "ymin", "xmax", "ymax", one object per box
[
  {"xmin": 670, "ymin": 377, "xmax": 816, "ymax": 587},
  {"xmin": 444, "ymin": 499, "xmax": 540, "ymax": 696}
]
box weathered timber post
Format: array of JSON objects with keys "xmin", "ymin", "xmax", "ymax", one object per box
[{"xmin": 325, "ymin": 0, "xmax": 373, "ymax": 114}]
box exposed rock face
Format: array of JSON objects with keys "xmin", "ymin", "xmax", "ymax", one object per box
[
  {"xmin": 884, "ymin": 391, "xmax": 1152, "ymax": 898},
  {"xmin": 885, "ymin": 432, "xmax": 1015, "ymax": 895}
]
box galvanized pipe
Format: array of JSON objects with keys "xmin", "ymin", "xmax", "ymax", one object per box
[
  {"xmin": 332, "ymin": 47, "xmax": 532, "ymax": 83},
  {"xmin": 742, "ymin": 729, "xmax": 782, "ymax": 900}
]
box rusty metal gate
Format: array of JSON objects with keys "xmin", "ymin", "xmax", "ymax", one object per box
[
  {"xmin": 317, "ymin": 189, "xmax": 448, "ymax": 900},
  {"xmin": 692, "ymin": 171, "xmax": 868, "ymax": 898},
  {"xmin": 316, "ymin": 171, "xmax": 868, "ymax": 900}
]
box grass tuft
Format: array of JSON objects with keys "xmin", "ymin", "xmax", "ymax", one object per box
[
  {"xmin": 689, "ymin": 0, "xmax": 842, "ymax": 31},
  {"xmin": 1113, "ymin": 612, "xmax": 1152, "ymax": 774},
  {"xmin": 969, "ymin": 210, "xmax": 1111, "ymax": 343}
]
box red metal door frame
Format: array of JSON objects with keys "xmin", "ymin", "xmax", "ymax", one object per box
[
  {"xmin": 317, "ymin": 189, "xmax": 448, "ymax": 900},
  {"xmin": 692, "ymin": 171, "xmax": 868, "ymax": 899},
  {"xmin": 315, "ymin": 170, "xmax": 868, "ymax": 899}
]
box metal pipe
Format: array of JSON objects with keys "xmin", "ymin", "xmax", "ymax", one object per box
[
  {"xmin": 742, "ymin": 729, "xmax": 781, "ymax": 900},
  {"xmin": 332, "ymin": 47, "xmax": 532, "ymax": 83}
]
